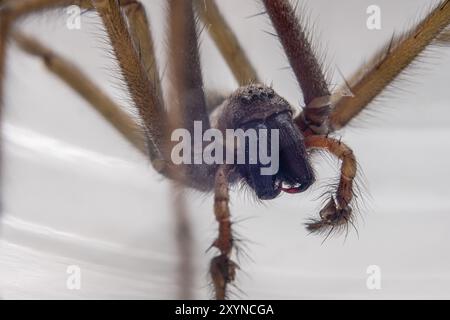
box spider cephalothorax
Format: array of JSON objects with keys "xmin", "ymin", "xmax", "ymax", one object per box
[{"xmin": 214, "ymin": 84, "xmax": 315, "ymax": 200}]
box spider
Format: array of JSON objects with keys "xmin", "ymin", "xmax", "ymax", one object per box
[{"xmin": 0, "ymin": 0, "xmax": 449, "ymax": 300}]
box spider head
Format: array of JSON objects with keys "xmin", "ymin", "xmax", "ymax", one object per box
[{"xmin": 220, "ymin": 84, "xmax": 315, "ymax": 200}]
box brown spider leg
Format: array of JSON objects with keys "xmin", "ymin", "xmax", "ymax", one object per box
[
  {"xmin": 304, "ymin": 135, "xmax": 357, "ymax": 235},
  {"xmin": 165, "ymin": 0, "xmax": 218, "ymax": 191},
  {"xmin": 263, "ymin": 0, "xmax": 331, "ymax": 134},
  {"xmin": 12, "ymin": 31, "xmax": 147, "ymax": 154},
  {"xmin": 119, "ymin": 0, "xmax": 169, "ymax": 167},
  {"xmin": 194, "ymin": 0, "xmax": 259, "ymax": 86},
  {"xmin": 166, "ymin": 0, "xmax": 219, "ymax": 298},
  {"xmin": 167, "ymin": 0, "xmax": 236, "ymax": 298},
  {"xmin": 329, "ymin": 0, "xmax": 450, "ymax": 131},
  {"xmin": 167, "ymin": 0, "xmax": 210, "ymax": 131},
  {"xmin": 92, "ymin": 0, "xmax": 170, "ymax": 166},
  {"xmin": 122, "ymin": 1, "xmax": 163, "ymax": 108},
  {"xmin": 92, "ymin": 0, "xmax": 200, "ymax": 183},
  {"xmin": 210, "ymin": 165, "xmax": 236, "ymax": 300},
  {"xmin": 123, "ymin": 1, "xmax": 198, "ymax": 298},
  {"xmin": 94, "ymin": 0, "xmax": 198, "ymax": 299}
]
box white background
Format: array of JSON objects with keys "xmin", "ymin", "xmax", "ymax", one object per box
[{"xmin": 1, "ymin": 0, "xmax": 450, "ymax": 299}]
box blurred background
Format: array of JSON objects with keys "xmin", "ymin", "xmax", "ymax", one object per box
[{"xmin": 1, "ymin": 0, "xmax": 450, "ymax": 299}]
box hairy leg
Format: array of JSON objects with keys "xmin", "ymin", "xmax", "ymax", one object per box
[
  {"xmin": 304, "ymin": 135, "xmax": 357, "ymax": 236},
  {"xmin": 263, "ymin": 0, "xmax": 331, "ymax": 134},
  {"xmin": 210, "ymin": 165, "xmax": 236, "ymax": 300},
  {"xmin": 92, "ymin": 0, "xmax": 201, "ymax": 299},
  {"xmin": 167, "ymin": 0, "xmax": 240, "ymax": 299},
  {"xmin": 92, "ymin": 0, "xmax": 169, "ymax": 166},
  {"xmin": 165, "ymin": 0, "xmax": 218, "ymax": 190},
  {"xmin": 121, "ymin": 1, "xmax": 163, "ymax": 110},
  {"xmin": 329, "ymin": 0, "xmax": 450, "ymax": 130},
  {"xmin": 194, "ymin": 0, "xmax": 259, "ymax": 86},
  {"xmin": 167, "ymin": 0, "xmax": 210, "ymax": 130}
]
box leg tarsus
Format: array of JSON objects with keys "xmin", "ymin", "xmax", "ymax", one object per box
[
  {"xmin": 304, "ymin": 135, "xmax": 357, "ymax": 236},
  {"xmin": 210, "ymin": 254, "xmax": 237, "ymax": 300}
]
